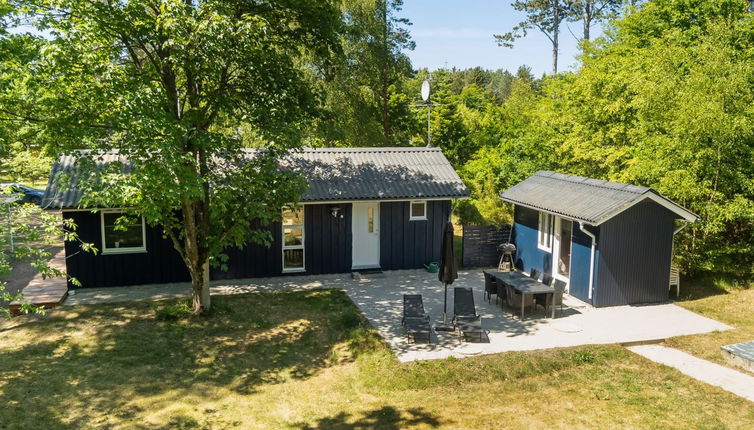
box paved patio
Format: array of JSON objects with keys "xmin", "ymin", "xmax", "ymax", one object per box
[{"xmin": 63, "ymin": 269, "xmax": 731, "ymax": 363}]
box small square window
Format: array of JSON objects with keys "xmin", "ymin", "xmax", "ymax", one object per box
[
  {"xmin": 410, "ymin": 201, "xmax": 427, "ymax": 221},
  {"xmin": 101, "ymin": 212, "xmax": 146, "ymax": 254}
]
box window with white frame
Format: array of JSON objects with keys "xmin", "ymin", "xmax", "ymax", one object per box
[
  {"xmin": 537, "ymin": 212, "xmax": 553, "ymax": 252},
  {"xmin": 409, "ymin": 200, "xmax": 427, "ymax": 221},
  {"xmin": 282, "ymin": 206, "xmax": 305, "ymax": 271},
  {"xmin": 101, "ymin": 211, "xmax": 147, "ymax": 254}
]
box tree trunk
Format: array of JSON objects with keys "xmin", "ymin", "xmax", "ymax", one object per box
[
  {"xmin": 583, "ymin": 10, "xmax": 591, "ymax": 41},
  {"xmin": 552, "ymin": 0, "xmax": 560, "ymax": 75},
  {"xmin": 190, "ymin": 258, "xmax": 211, "ymax": 313}
]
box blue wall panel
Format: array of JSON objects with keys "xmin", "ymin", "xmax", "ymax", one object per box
[
  {"xmin": 568, "ymin": 225, "xmax": 596, "ymax": 303},
  {"xmin": 513, "ymin": 206, "xmax": 552, "ymax": 275}
]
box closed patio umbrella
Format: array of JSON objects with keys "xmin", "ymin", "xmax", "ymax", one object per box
[{"xmin": 438, "ymin": 221, "xmax": 458, "ymax": 326}]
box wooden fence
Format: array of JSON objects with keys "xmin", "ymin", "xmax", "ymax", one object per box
[{"xmin": 461, "ymin": 225, "xmax": 512, "ymax": 268}]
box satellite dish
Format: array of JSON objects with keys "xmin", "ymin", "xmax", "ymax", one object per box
[{"xmin": 421, "ymin": 80, "xmax": 430, "ymax": 102}]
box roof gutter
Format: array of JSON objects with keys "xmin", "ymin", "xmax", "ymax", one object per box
[
  {"xmin": 578, "ymin": 222, "xmax": 597, "ymax": 301},
  {"xmin": 673, "ymin": 221, "xmax": 689, "ymax": 236}
]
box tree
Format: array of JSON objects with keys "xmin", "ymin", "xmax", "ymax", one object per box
[
  {"xmin": 3, "ymin": 143, "xmax": 53, "ymax": 184},
  {"xmin": 7, "ymin": 0, "xmax": 343, "ymax": 313},
  {"xmin": 495, "ymin": 0, "xmax": 570, "ymax": 74},
  {"xmin": 0, "ymin": 197, "xmax": 91, "ymax": 318},
  {"xmin": 548, "ymin": 0, "xmax": 754, "ymax": 276},
  {"xmin": 567, "ymin": 1, "xmax": 622, "ymax": 41},
  {"xmin": 312, "ymin": 0, "xmax": 415, "ymax": 146}
]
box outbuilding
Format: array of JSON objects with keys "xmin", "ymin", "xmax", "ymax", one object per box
[
  {"xmin": 500, "ymin": 171, "xmax": 697, "ymax": 307},
  {"xmin": 43, "ymin": 147, "xmax": 469, "ymax": 289}
]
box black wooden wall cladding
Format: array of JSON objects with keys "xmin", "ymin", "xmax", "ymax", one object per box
[
  {"xmin": 63, "ymin": 211, "xmax": 190, "ymax": 289},
  {"xmin": 305, "ymin": 203, "xmax": 352, "ymax": 275},
  {"xmin": 594, "ymin": 200, "xmax": 676, "ymax": 307},
  {"xmin": 379, "ymin": 200, "xmax": 451, "ymax": 270},
  {"xmin": 210, "ymin": 220, "xmax": 282, "ymax": 280}
]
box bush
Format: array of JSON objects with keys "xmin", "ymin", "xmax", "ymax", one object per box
[{"xmin": 153, "ymin": 301, "xmax": 192, "ymax": 321}]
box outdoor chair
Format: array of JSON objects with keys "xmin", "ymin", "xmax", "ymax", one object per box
[
  {"xmin": 669, "ymin": 266, "xmax": 680, "ymax": 297},
  {"xmin": 483, "ymin": 271, "xmax": 496, "ymax": 302},
  {"xmin": 529, "ymin": 268, "xmax": 541, "ymax": 280},
  {"xmin": 452, "ymin": 287, "xmax": 483, "ymax": 342},
  {"xmin": 552, "ymin": 279, "xmax": 567, "ymax": 316},
  {"xmin": 505, "ymin": 284, "xmax": 533, "ymax": 310},
  {"xmin": 542, "ymin": 274, "xmax": 554, "ymax": 287},
  {"xmin": 495, "ymin": 278, "xmax": 507, "ymax": 306},
  {"xmin": 402, "ymin": 294, "xmax": 431, "ymax": 343},
  {"xmin": 534, "ymin": 274, "xmax": 555, "ymax": 312}
]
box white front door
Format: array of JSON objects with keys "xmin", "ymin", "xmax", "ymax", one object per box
[
  {"xmin": 552, "ymin": 216, "xmax": 573, "ymax": 283},
  {"xmin": 352, "ymin": 202, "xmax": 380, "ymax": 269}
]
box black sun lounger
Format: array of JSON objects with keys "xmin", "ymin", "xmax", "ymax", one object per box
[
  {"xmin": 402, "ymin": 294, "xmax": 431, "ymax": 343},
  {"xmin": 453, "ymin": 287, "xmax": 483, "ymax": 342}
]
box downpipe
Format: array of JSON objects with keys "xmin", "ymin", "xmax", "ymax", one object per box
[{"xmin": 579, "ymin": 222, "xmax": 597, "ymax": 301}]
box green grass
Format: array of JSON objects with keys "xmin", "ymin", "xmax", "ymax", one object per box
[
  {"xmin": 666, "ymin": 276, "xmax": 754, "ymax": 372},
  {"xmin": 2, "ymin": 289, "xmax": 754, "ymax": 429}
]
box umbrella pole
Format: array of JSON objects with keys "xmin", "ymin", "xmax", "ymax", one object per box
[{"xmin": 443, "ymin": 282, "xmax": 448, "ymax": 324}]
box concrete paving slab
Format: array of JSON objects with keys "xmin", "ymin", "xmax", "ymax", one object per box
[
  {"xmin": 628, "ymin": 345, "xmax": 754, "ymax": 402},
  {"xmin": 341, "ymin": 270, "xmax": 731, "ymax": 362}
]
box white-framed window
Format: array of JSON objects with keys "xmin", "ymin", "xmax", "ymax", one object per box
[
  {"xmin": 537, "ymin": 212, "xmax": 553, "ymax": 252},
  {"xmin": 282, "ymin": 206, "xmax": 305, "ymax": 272},
  {"xmin": 100, "ymin": 211, "xmax": 147, "ymax": 254},
  {"xmin": 409, "ymin": 200, "xmax": 427, "ymax": 221}
]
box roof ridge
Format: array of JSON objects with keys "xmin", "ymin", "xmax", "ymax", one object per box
[
  {"xmin": 535, "ymin": 170, "xmax": 648, "ymax": 195},
  {"xmin": 301, "ymin": 147, "xmax": 440, "ymax": 152}
]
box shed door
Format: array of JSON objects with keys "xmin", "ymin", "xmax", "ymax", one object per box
[
  {"xmin": 552, "ymin": 217, "xmax": 573, "ymax": 283},
  {"xmin": 352, "ymin": 202, "xmax": 380, "ymax": 269}
]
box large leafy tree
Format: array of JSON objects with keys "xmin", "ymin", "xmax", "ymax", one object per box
[
  {"xmin": 550, "ymin": 0, "xmax": 754, "ymax": 276},
  {"xmin": 312, "ymin": 0, "xmax": 415, "ymax": 146},
  {"xmin": 7, "ymin": 0, "xmax": 343, "ymax": 313}
]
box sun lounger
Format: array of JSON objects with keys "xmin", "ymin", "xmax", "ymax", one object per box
[{"xmin": 452, "ymin": 287, "xmax": 483, "ymax": 342}]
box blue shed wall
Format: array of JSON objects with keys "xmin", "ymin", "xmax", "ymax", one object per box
[
  {"xmin": 568, "ymin": 225, "xmax": 597, "ymax": 303},
  {"xmin": 513, "ymin": 206, "xmax": 552, "ymax": 274},
  {"xmin": 513, "ymin": 206, "xmax": 597, "ymax": 303}
]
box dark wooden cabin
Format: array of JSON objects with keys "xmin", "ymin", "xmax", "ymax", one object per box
[{"xmin": 43, "ymin": 147, "xmax": 469, "ymax": 288}]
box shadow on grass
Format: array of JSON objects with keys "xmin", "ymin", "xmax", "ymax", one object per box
[
  {"xmin": 296, "ymin": 406, "xmax": 444, "ymax": 429},
  {"xmin": 673, "ymin": 275, "xmax": 750, "ymax": 302},
  {"xmin": 0, "ymin": 289, "xmax": 383, "ymax": 428}
]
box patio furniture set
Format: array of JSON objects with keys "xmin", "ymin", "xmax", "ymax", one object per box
[
  {"xmin": 401, "ymin": 268, "xmax": 568, "ymax": 344},
  {"xmin": 401, "ymin": 287, "xmax": 483, "ymax": 344},
  {"xmin": 483, "ymin": 269, "xmax": 567, "ymax": 320}
]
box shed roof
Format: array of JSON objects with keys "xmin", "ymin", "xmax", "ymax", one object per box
[
  {"xmin": 43, "ymin": 147, "xmax": 469, "ymax": 209},
  {"xmin": 499, "ymin": 171, "xmax": 697, "ymax": 225}
]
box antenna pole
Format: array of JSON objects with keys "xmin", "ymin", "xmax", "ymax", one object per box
[{"xmin": 427, "ymin": 104, "xmax": 431, "ymax": 147}]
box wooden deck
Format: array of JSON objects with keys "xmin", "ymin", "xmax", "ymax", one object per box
[{"xmin": 9, "ymin": 250, "xmax": 68, "ymax": 316}]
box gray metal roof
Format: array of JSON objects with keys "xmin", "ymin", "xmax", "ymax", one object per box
[
  {"xmin": 43, "ymin": 147, "xmax": 468, "ymax": 209},
  {"xmin": 499, "ymin": 171, "xmax": 697, "ymax": 225}
]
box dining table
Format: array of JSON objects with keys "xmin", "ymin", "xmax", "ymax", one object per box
[{"xmin": 489, "ymin": 271, "xmax": 556, "ymax": 320}]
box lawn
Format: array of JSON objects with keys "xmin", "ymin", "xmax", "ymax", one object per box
[
  {"xmin": 666, "ymin": 276, "xmax": 754, "ymax": 373},
  {"xmin": 1, "ymin": 289, "xmax": 754, "ymax": 429}
]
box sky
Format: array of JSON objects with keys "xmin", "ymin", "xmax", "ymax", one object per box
[{"xmin": 401, "ymin": 0, "xmax": 600, "ymax": 76}]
